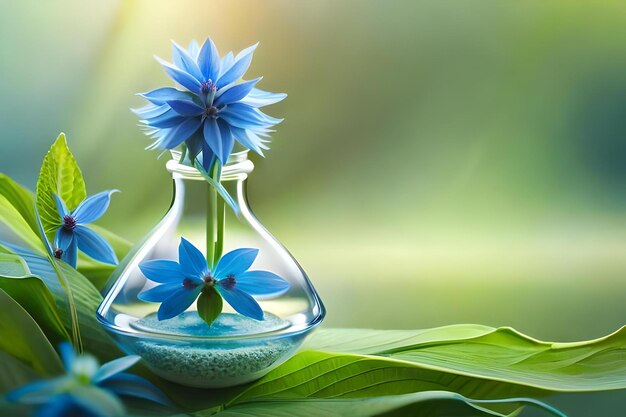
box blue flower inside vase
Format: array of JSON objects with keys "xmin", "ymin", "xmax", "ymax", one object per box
[{"xmin": 97, "ymin": 151, "xmax": 325, "ymax": 388}]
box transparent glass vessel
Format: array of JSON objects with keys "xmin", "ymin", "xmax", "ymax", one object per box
[{"xmin": 97, "ymin": 151, "xmax": 325, "ymax": 388}]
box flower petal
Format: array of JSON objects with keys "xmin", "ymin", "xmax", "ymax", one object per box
[
  {"xmin": 69, "ymin": 385, "xmax": 125, "ymax": 417},
  {"xmin": 203, "ymin": 118, "xmax": 225, "ymax": 164},
  {"xmin": 6, "ymin": 376, "xmax": 72, "ymax": 405},
  {"xmin": 139, "ymin": 87, "xmax": 192, "ymax": 105},
  {"xmin": 220, "ymin": 103, "xmax": 283, "ymax": 129},
  {"xmin": 178, "ymin": 237, "xmax": 208, "ymax": 278},
  {"xmin": 58, "ymin": 342, "xmax": 76, "ymax": 370},
  {"xmin": 217, "ymin": 286, "xmax": 263, "ymax": 320},
  {"xmin": 236, "ymin": 270, "xmax": 290, "ymax": 296},
  {"xmin": 138, "ymin": 282, "xmax": 182, "ymax": 302},
  {"xmin": 63, "ymin": 236, "xmax": 78, "ymax": 268},
  {"xmin": 230, "ymin": 126, "xmax": 265, "ymax": 155},
  {"xmin": 214, "ymin": 248, "xmax": 258, "ymax": 278},
  {"xmin": 74, "ymin": 226, "xmax": 118, "ymax": 265},
  {"xmin": 34, "ymin": 394, "xmax": 103, "ymax": 417},
  {"xmin": 217, "ymin": 42, "xmax": 258, "ymax": 88},
  {"xmin": 92, "ymin": 356, "xmax": 140, "ymax": 383},
  {"xmin": 198, "ymin": 37, "xmax": 220, "ymax": 82},
  {"xmin": 241, "ymin": 88, "xmax": 287, "ymax": 108},
  {"xmin": 97, "ymin": 373, "xmax": 171, "ymax": 405},
  {"xmin": 201, "ymin": 140, "xmax": 215, "ymax": 172},
  {"xmin": 167, "ymin": 99, "xmax": 204, "ymax": 117},
  {"xmin": 156, "ymin": 117, "xmax": 203, "ymax": 149},
  {"xmin": 219, "ymin": 51, "xmax": 235, "ymax": 78},
  {"xmin": 131, "ymin": 103, "xmax": 170, "ymax": 119},
  {"xmin": 171, "ymin": 41, "xmax": 204, "ymax": 82},
  {"xmin": 215, "ymin": 77, "xmax": 261, "ymax": 106},
  {"xmin": 144, "ymin": 108, "xmax": 186, "ymax": 129},
  {"xmin": 218, "ymin": 119, "xmax": 234, "ymax": 164},
  {"xmin": 139, "ymin": 260, "xmax": 185, "ymax": 283},
  {"xmin": 155, "ymin": 56, "xmax": 202, "ymax": 95},
  {"xmin": 53, "ymin": 194, "xmax": 68, "ymax": 217},
  {"xmin": 54, "ymin": 228, "xmax": 73, "ymax": 252},
  {"xmin": 72, "ymin": 190, "xmax": 118, "ymax": 224},
  {"xmin": 157, "ymin": 286, "xmax": 202, "ymax": 320}
]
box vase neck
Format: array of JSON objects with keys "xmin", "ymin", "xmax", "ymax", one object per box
[{"xmin": 166, "ymin": 150, "xmax": 254, "ymax": 182}]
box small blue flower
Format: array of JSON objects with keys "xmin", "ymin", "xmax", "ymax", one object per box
[
  {"xmin": 133, "ymin": 38, "xmax": 286, "ymax": 170},
  {"xmin": 139, "ymin": 238, "xmax": 290, "ymax": 323},
  {"xmin": 6, "ymin": 343, "xmax": 170, "ymax": 417},
  {"xmin": 53, "ymin": 191, "xmax": 119, "ymax": 268}
]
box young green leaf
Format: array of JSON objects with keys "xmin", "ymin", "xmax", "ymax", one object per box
[
  {"xmin": 0, "ymin": 174, "xmax": 39, "ymax": 235},
  {"xmin": 197, "ymin": 287, "xmax": 223, "ymax": 326},
  {"xmin": 35, "ymin": 133, "xmax": 86, "ymax": 240}
]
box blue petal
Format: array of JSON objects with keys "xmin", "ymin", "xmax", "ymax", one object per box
[
  {"xmin": 139, "ymin": 87, "xmax": 192, "ymax": 105},
  {"xmin": 217, "ymin": 43, "xmax": 258, "ymax": 88},
  {"xmin": 72, "ymin": 190, "xmax": 118, "ymax": 224},
  {"xmin": 69, "ymin": 385, "xmax": 124, "ymax": 417},
  {"xmin": 217, "ymin": 286, "xmax": 263, "ymax": 320},
  {"xmin": 59, "ymin": 342, "xmax": 76, "ymax": 370},
  {"xmin": 203, "ymin": 118, "xmax": 225, "ymax": 164},
  {"xmin": 167, "ymin": 99, "xmax": 204, "ymax": 116},
  {"xmin": 139, "ymin": 260, "xmax": 185, "ymax": 283},
  {"xmin": 157, "ymin": 286, "xmax": 202, "ymax": 320},
  {"xmin": 54, "ymin": 228, "xmax": 74, "ymax": 252},
  {"xmin": 185, "ymin": 130, "xmax": 204, "ymax": 160},
  {"xmin": 236, "ymin": 270, "xmax": 290, "ymax": 296},
  {"xmin": 219, "ymin": 51, "xmax": 235, "ymax": 78},
  {"xmin": 62, "ymin": 235, "xmax": 78, "ymax": 268},
  {"xmin": 214, "ymin": 248, "xmax": 258, "ymax": 278},
  {"xmin": 132, "ymin": 104, "xmax": 170, "ymax": 120},
  {"xmin": 139, "ymin": 282, "xmax": 182, "ymax": 302},
  {"xmin": 171, "ymin": 41, "xmax": 204, "ymax": 82},
  {"xmin": 156, "ymin": 117, "xmax": 203, "ymax": 149},
  {"xmin": 188, "ymin": 40, "xmax": 200, "ymax": 59},
  {"xmin": 178, "ymin": 238, "xmax": 208, "ymax": 278},
  {"xmin": 98, "ymin": 373, "xmax": 171, "ymax": 406},
  {"xmin": 215, "ymin": 77, "xmax": 261, "ymax": 106},
  {"xmin": 34, "ymin": 394, "xmax": 104, "ymax": 417},
  {"xmin": 6, "ymin": 377, "xmax": 71, "ymax": 405},
  {"xmin": 230, "ymin": 126, "xmax": 265, "ymax": 155},
  {"xmin": 198, "ymin": 37, "xmax": 220, "ymax": 82},
  {"xmin": 219, "ymin": 103, "xmax": 283, "ymax": 129},
  {"xmin": 218, "ymin": 119, "xmax": 234, "ymax": 164},
  {"xmin": 74, "ymin": 226, "xmax": 118, "ymax": 265},
  {"xmin": 155, "ymin": 56, "xmax": 202, "ymax": 95},
  {"xmin": 144, "ymin": 108, "xmax": 186, "ymax": 129},
  {"xmin": 92, "ymin": 356, "xmax": 140, "ymax": 383},
  {"xmin": 53, "ymin": 194, "xmax": 68, "ymax": 216},
  {"xmin": 240, "ymin": 88, "xmax": 287, "ymax": 108},
  {"xmin": 201, "ymin": 140, "xmax": 215, "ymax": 171}
]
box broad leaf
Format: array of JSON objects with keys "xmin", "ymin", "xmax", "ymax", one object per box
[
  {"xmin": 214, "ymin": 391, "xmax": 565, "ymax": 417},
  {"xmin": 0, "ymin": 174, "xmax": 39, "ymax": 235},
  {"xmin": 0, "ymin": 350, "xmax": 40, "ymax": 393},
  {"xmin": 35, "ymin": 133, "xmax": 86, "ymax": 240},
  {"xmin": 0, "ymin": 289, "xmax": 63, "ymax": 376},
  {"xmin": 0, "ymin": 194, "xmax": 45, "ymax": 254},
  {"xmin": 0, "ymin": 253, "xmax": 70, "ymax": 343}
]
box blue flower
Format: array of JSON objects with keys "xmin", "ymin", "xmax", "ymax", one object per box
[
  {"xmin": 6, "ymin": 343, "xmax": 170, "ymax": 417},
  {"xmin": 139, "ymin": 238, "xmax": 290, "ymax": 324},
  {"xmin": 133, "ymin": 38, "xmax": 286, "ymax": 170},
  {"xmin": 53, "ymin": 191, "xmax": 119, "ymax": 269}
]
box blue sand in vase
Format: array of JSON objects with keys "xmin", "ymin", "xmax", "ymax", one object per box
[{"xmin": 126, "ymin": 312, "xmax": 300, "ymax": 388}]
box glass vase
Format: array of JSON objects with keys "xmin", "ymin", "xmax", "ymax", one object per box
[{"xmin": 97, "ymin": 151, "xmax": 325, "ymax": 388}]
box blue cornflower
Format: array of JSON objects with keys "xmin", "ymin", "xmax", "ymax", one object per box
[
  {"xmin": 139, "ymin": 238, "xmax": 290, "ymax": 324},
  {"xmin": 133, "ymin": 38, "xmax": 286, "ymax": 170},
  {"xmin": 53, "ymin": 191, "xmax": 118, "ymax": 269},
  {"xmin": 6, "ymin": 343, "xmax": 170, "ymax": 417}
]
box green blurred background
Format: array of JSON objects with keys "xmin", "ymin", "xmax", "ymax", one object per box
[{"xmin": 1, "ymin": 1, "xmax": 625, "ymax": 413}]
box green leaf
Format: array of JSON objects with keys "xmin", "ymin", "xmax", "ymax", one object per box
[
  {"xmin": 35, "ymin": 133, "xmax": 86, "ymax": 240},
  {"xmin": 0, "ymin": 253, "xmax": 70, "ymax": 343},
  {"xmin": 194, "ymin": 159, "xmax": 240, "ymax": 214},
  {"xmin": 0, "ymin": 194, "xmax": 45, "ymax": 254},
  {"xmin": 0, "ymin": 288, "xmax": 63, "ymax": 376},
  {"xmin": 214, "ymin": 391, "xmax": 565, "ymax": 417},
  {"xmin": 0, "ymin": 174, "xmax": 39, "ymax": 235},
  {"xmin": 0, "ymin": 350, "xmax": 40, "ymax": 393},
  {"xmin": 197, "ymin": 287, "xmax": 223, "ymax": 326}
]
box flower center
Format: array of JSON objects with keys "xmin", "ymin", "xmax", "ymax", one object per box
[
  {"xmin": 201, "ymin": 80, "xmax": 216, "ymax": 94},
  {"xmin": 220, "ymin": 274, "xmax": 237, "ymax": 290},
  {"xmin": 205, "ymin": 106, "xmax": 219, "ymax": 119},
  {"xmin": 62, "ymin": 215, "xmax": 77, "ymax": 230},
  {"xmin": 182, "ymin": 278, "xmax": 199, "ymax": 290},
  {"xmin": 203, "ymin": 274, "xmax": 216, "ymax": 287},
  {"xmin": 54, "ymin": 248, "xmax": 63, "ymax": 259}
]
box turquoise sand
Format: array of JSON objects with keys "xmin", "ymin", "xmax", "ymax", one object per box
[{"xmin": 129, "ymin": 313, "xmax": 296, "ymax": 388}]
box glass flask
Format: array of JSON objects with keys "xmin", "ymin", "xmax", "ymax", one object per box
[{"xmin": 97, "ymin": 151, "xmax": 325, "ymax": 388}]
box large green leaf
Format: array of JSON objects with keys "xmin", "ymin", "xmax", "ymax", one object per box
[
  {"xmin": 0, "ymin": 288, "xmax": 63, "ymax": 376},
  {"xmin": 0, "ymin": 253, "xmax": 69, "ymax": 343},
  {"xmin": 35, "ymin": 133, "xmax": 86, "ymax": 240},
  {"xmin": 213, "ymin": 391, "xmax": 564, "ymax": 417},
  {"xmin": 0, "ymin": 174, "xmax": 39, "ymax": 235},
  {"xmin": 0, "ymin": 350, "xmax": 40, "ymax": 393},
  {"xmin": 0, "ymin": 194, "xmax": 45, "ymax": 254}
]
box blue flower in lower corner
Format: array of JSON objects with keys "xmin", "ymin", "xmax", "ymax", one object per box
[
  {"xmin": 139, "ymin": 238, "xmax": 290, "ymax": 324},
  {"xmin": 53, "ymin": 191, "xmax": 119, "ymax": 268},
  {"xmin": 6, "ymin": 343, "xmax": 170, "ymax": 417}
]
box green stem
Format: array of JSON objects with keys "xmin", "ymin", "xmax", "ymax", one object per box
[
  {"xmin": 48, "ymin": 255, "xmax": 82, "ymax": 352},
  {"xmin": 215, "ymin": 197, "xmax": 225, "ymax": 262},
  {"xmin": 205, "ymin": 159, "xmax": 222, "ymax": 268}
]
